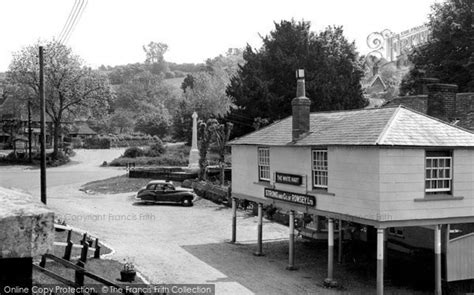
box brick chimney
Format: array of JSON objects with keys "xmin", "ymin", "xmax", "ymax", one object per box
[
  {"xmin": 427, "ymin": 83, "xmax": 458, "ymax": 122},
  {"xmin": 292, "ymin": 69, "xmax": 311, "ymax": 141}
]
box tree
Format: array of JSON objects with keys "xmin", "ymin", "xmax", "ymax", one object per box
[
  {"xmin": 109, "ymin": 111, "xmax": 135, "ymax": 133},
  {"xmin": 143, "ymin": 41, "xmax": 169, "ymax": 74},
  {"xmin": 227, "ymin": 20, "xmax": 367, "ymax": 137},
  {"xmin": 400, "ymin": 0, "xmax": 473, "ymax": 94},
  {"xmin": 210, "ymin": 122, "xmax": 233, "ymax": 185},
  {"xmin": 197, "ymin": 119, "xmax": 217, "ymax": 180},
  {"xmin": 8, "ymin": 40, "xmax": 112, "ymax": 156},
  {"xmin": 133, "ymin": 105, "xmax": 171, "ymax": 138}
]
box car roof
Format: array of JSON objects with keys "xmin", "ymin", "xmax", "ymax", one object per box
[{"xmin": 147, "ymin": 180, "xmax": 173, "ymax": 185}]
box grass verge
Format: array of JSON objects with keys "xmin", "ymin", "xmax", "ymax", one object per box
[{"xmin": 81, "ymin": 175, "xmax": 153, "ymax": 194}]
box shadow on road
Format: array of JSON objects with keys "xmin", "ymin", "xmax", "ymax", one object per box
[{"xmin": 181, "ymin": 239, "xmax": 432, "ymax": 295}]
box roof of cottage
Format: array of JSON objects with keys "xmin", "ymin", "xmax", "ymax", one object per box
[
  {"xmin": 69, "ymin": 124, "xmax": 97, "ymax": 135},
  {"xmin": 229, "ymin": 106, "xmax": 474, "ymax": 147}
]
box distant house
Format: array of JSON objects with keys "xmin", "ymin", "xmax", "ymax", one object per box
[
  {"xmin": 68, "ymin": 123, "xmax": 97, "ymax": 140},
  {"xmin": 229, "ymin": 71, "xmax": 474, "ymax": 294}
]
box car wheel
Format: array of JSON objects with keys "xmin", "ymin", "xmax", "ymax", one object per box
[{"xmin": 182, "ymin": 198, "xmax": 193, "ymax": 207}]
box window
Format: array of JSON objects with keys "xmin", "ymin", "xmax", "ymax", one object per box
[
  {"xmin": 425, "ymin": 151, "xmax": 452, "ymax": 193},
  {"xmin": 312, "ymin": 149, "xmax": 328, "ymax": 189},
  {"xmin": 258, "ymin": 147, "xmax": 270, "ymax": 181}
]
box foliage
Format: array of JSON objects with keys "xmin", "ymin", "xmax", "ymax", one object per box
[
  {"xmin": 83, "ymin": 137, "xmax": 111, "ymax": 149},
  {"xmin": 143, "ymin": 41, "xmax": 169, "ymax": 75},
  {"xmin": 145, "ymin": 140, "xmax": 166, "ymax": 157},
  {"xmin": 226, "ymin": 20, "xmax": 367, "ymax": 137},
  {"xmin": 123, "ymin": 147, "xmax": 145, "ymax": 158},
  {"xmin": 133, "ymin": 106, "xmax": 171, "ymax": 138},
  {"xmin": 197, "ymin": 119, "xmax": 217, "ymax": 179},
  {"xmin": 109, "ymin": 111, "xmax": 135, "ymax": 133},
  {"xmin": 400, "ymin": 0, "xmax": 473, "ymax": 94},
  {"xmin": 8, "ymin": 40, "xmax": 113, "ymax": 157},
  {"xmin": 109, "ymin": 145, "xmax": 190, "ymax": 167},
  {"xmin": 209, "ymin": 122, "xmax": 233, "ymax": 185}
]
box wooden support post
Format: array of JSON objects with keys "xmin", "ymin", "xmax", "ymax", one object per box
[
  {"xmin": 63, "ymin": 230, "xmax": 73, "ymax": 261},
  {"xmin": 39, "ymin": 256, "xmax": 46, "ymax": 268},
  {"xmin": 435, "ymin": 224, "xmax": 442, "ymax": 295},
  {"xmin": 286, "ymin": 210, "xmax": 297, "ymax": 270},
  {"xmin": 80, "ymin": 234, "xmax": 89, "ymax": 264},
  {"xmin": 75, "ymin": 261, "xmax": 85, "ymax": 287},
  {"xmin": 338, "ymin": 219, "xmax": 343, "ymax": 264},
  {"xmin": 377, "ymin": 228, "xmax": 385, "ymax": 295},
  {"xmin": 254, "ymin": 203, "xmax": 264, "ymax": 256},
  {"xmin": 94, "ymin": 238, "xmax": 101, "ymax": 259},
  {"xmin": 327, "ymin": 218, "xmax": 334, "ymax": 280},
  {"xmin": 231, "ymin": 197, "xmax": 237, "ymax": 243}
]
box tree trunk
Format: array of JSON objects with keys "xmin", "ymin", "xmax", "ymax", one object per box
[
  {"xmin": 53, "ymin": 121, "xmax": 60, "ymax": 157},
  {"xmin": 220, "ymin": 162, "xmax": 225, "ymax": 186}
]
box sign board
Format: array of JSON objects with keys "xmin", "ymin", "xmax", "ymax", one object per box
[
  {"xmin": 275, "ymin": 172, "xmax": 303, "ymax": 186},
  {"xmin": 264, "ymin": 188, "xmax": 316, "ymax": 207}
]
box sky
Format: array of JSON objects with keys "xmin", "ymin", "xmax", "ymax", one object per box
[{"xmin": 0, "ymin": 0, "xmax": 443, "ymax": 72}]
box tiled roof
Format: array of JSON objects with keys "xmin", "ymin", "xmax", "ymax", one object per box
[
  {"xmin": 229, "ymin": 106, "xmax": 474, "ymax": 147},
  {"xmin": 70, "ymin": 124, "xmax": 97, "ymax": 135}
]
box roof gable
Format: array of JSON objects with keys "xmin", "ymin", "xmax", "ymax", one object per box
[{"xmin": 229, "ymin": 106, "xmax": 474, "ymax": 147}]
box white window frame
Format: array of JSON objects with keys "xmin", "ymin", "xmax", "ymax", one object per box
[
  {"xmin": 425, "ymin": 154, "xmax": 452, "ymax": 193},
  {"xmin": 312, "ymin": 149, "xmax": 328, "ymax": 189},
  {"xmin": 258, "ymin": 147, "xmax": 270, "ymax": 182}
]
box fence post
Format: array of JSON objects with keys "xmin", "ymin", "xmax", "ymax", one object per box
[
  {"xmin": 94, "ymin": 238, "xmax": 101, "ymax": 259},
  {"xmin": 39, "ymin": 255, "xmax": 46, "ymax": 268},
  {"xmin": 63, "ymin": 230, "xmax": 73, "ymax": 261}
]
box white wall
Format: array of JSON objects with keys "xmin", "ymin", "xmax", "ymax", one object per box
[{"xmin": 231, "ymin": 145, "xmax": 474, "ymax": 222}]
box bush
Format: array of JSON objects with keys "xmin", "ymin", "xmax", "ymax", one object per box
[
  {"xmin": 84, "ymin": 137, "xmax": 111, "ymax": 149},
  {"xmin": 123, "ymin": 147, "xmax": 145, "ymax": 158},
  {"xmin": 145, "ymin": 141, "xmax": 166, "ymax": 157}
]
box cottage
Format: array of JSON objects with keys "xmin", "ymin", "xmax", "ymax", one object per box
[{"xmin": 229, "ymin": 70, "xmax": 474, "ymax": 294}]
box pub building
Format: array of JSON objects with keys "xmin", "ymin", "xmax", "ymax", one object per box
[{"xmin": 228, "ymin": 70, "xmax": 474, "ymax": 294}]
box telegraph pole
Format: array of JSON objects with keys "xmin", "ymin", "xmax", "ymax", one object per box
[
  {"xmin": 39, "ymin": 46, "xmax": 47, "ymax": 204},
  {"xmin": 27, "ymin": 99, "xmax": 32, "ymax": 163}
]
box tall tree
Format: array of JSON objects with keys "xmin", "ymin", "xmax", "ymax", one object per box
[
  {"xmin": 143, "ymin": 41, "xmax": 169, "ymax": 74},
  {"xmin": 8, "ymin": 40, "xmax": 112, "ymax": 156},
  {"xmin": 227, "ymin": 20, "xmax": 367, "ymax": 137},
  {"xmin": 400, "ymin": 0, "xmax": 473, "ymax": 94}
]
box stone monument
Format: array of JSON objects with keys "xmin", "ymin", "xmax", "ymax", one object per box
[{"xmin": 188, "ymin": 111, "xmax": 200, "ymax": 171}]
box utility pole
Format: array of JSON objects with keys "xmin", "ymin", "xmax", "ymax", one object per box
[
  {"xmin": 27, "ymin": 99, "xmax": 32, "ymax": 163},
  {"xmin": 39, "ymin": 46, "xmax": 47, "ymax": 204}
]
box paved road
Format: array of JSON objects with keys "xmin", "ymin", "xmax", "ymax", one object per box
[{"xmin": 0, "ymin": 149, "xmax": 125, "ymax": 197}]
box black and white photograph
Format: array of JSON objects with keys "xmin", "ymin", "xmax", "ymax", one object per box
[{"xmin": 0, "ymin": 0, "xmax": 473, "ymax": 294}]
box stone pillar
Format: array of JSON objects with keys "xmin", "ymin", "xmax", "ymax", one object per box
[
  {"xmin": 377, "ymin": 228, "xmax": 385, "ymax": 295},
  {"xmin": 427, "ymin": 83, "xmax": 459, "ymax": 122},
  {"xmin": 434, "ymin": 225, "xmax": 442, "ymax": 295},
  {"xmin": 254, "ymin": 203, "xmax": 264, "ymax": 256},
  {"xmin": 286, "ymin": 210, "xmax": 297, "ymax": 270},
  {"xmin": 188, "ymin": 111, "xmax": 199, "ymax": 170},
  {"xmin": 0, "ymin": 188, "xmax": 54, "ymax": 292}
]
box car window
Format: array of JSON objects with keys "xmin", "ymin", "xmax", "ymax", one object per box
[
  {"xmin": 164, "ymin": 184, "xmax": 175, "ymax": 191},
  {"xmin": 147, "ymin": 184, "xmax": 156, "ymax": 190},
  {"xmin": 155, "ymin": 184, "xmax": 165, "ymax": 191}
]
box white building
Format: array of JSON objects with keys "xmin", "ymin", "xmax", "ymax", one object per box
[{"xmin": 229, "ymin": 70, "xmax": 474, "ymax": 294}]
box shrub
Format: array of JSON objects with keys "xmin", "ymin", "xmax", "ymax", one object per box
[
  {"xmin": 84, "ymin": 137, "xmax": 111, "ymax": 149},
  {"xmin": 123, "ymin": 147, "xmax": 145, "ymax": 158},
  {"xmin": 145, "ymin": 141, "xmax": 166, "ymax": 157}
]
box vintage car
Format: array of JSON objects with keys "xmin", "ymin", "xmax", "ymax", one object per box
[{"xmin": 135, "ymin": 180, "xmax": 195, "ymax": 206}]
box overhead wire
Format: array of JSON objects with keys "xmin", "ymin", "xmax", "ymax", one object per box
[
  {"xmin": 63, "ymin": 0, "xmax": 88, "ymax": 44},
  {"xmin": 57, "ymin": 0, "xmax": 79, "ymax": 43}
]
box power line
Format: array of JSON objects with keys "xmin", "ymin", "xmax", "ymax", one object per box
[
  {"xmin": 63, "ymin": 0, "xmax": 88, "ymax": 44},
  {"xmin": 57, "ymin": 0, "xmax": 79, "ymax": 43}
]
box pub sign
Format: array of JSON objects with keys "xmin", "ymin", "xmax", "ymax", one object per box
[{"xmin": 264, "ymin": 188, "xmax": 316, "ymax": 207}]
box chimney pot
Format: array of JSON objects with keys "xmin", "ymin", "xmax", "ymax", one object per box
[{"xmin": 292, "ymin": 69, "xmax": 311, "ymax": 141}]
